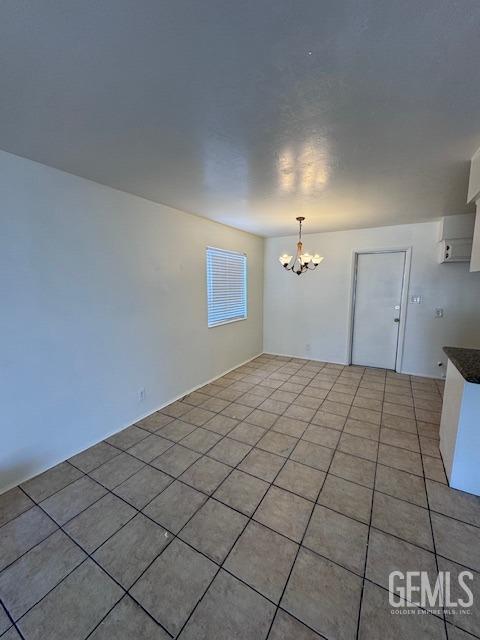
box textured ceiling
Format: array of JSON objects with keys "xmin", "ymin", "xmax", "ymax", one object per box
[{"xmin": 1, "ymin": 0, "xmax": 480, "ymax": 236}]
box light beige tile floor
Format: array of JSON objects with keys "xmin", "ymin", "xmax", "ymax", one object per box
[{"xmin": 0, "ymin": 354, "xmax": 479, "ymax": 640}]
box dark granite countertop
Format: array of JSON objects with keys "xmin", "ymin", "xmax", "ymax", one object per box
[{"xmin": 444, "ymin": 347, "xmax": 480, "ymax": 384}]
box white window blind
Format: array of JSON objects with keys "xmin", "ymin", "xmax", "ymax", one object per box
[{"xmin": 206, "ymin": 247, "xmax": 247, "ymax": 327}]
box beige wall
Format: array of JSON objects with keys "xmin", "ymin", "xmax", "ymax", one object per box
[{"xmin": 0, "ymin": 150, "xmax": 264, "ymax": 493}]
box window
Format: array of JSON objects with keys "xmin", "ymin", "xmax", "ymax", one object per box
[{"xmin": 206, "ymin": 247, "xmax": 247, "ymax": 327}]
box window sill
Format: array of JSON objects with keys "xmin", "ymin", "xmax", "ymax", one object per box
[{"xmin": 208, "ymin": 316, "xmax": 247, "ymax": 328}]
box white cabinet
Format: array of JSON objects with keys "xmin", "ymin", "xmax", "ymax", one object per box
[
  {"xmin": 440, "ymin": 359, "xmax": 480, "ymax": 495},
  {"xmin": 438, "ymin": 238, "xmax": 472, "ymax": 263},
  {"xmin": 436, "ymin": 213, "xmax": 475, "ymax": 264}
]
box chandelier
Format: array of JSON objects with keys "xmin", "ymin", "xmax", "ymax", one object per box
[{"xmin": 278, "ymin": 217, "xmax": 324, "ymax": 275}]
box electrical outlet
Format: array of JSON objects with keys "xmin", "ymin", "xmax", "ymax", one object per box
[
  {"xmin": 305, "ymin": 343, "xmax": 311, "ymax": 353},
  {"xmin": 139, "ymin": 388, "xmax": 146, "ymax": 402},
  {"xmin": 435, "ymin": 308, "xmax": 444, "ymax": 318}
]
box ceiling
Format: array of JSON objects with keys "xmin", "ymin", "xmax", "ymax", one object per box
[{"xmin": 1, "ymin": 1, "xmax": 480, "ymax": 237}]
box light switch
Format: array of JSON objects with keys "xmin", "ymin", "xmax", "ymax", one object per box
[{"xmin": 410, "ymin": 295, "xmax": 422, "ymax": 304}]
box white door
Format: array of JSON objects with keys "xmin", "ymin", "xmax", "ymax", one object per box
[{"xmin": 351, "ymin": 251, "xmax": 406, "ymax": 370}]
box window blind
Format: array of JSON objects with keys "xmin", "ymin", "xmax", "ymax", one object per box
[{"xmin": 206, "ymin": 247, "xmax": 247, "ymax": 327}]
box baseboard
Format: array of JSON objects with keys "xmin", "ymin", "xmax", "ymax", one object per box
[
  {"xmin": 128, "ymin": 351, "xmax": 263, "ymax": 426},
  {"xmin": 101, "ymin": 351, "xmax": 264, "ymax": 443},
  {"xmin": 0, "ymin": 352, "xmax": 263, "ymax": 495},
  {"xmin": 3, "ymin": 351, "xmax": 443, "ymax": 495},
  {"xmin": 264, "ymin": 351, "xmax": 444, "ymax": 380},
  {"xmin": 398, "ymin": 369, "xmax": 444, "ymax": 381},
  {"xmin": 262, "ymin": 351, "xmax": 348, "ymax": 366}
]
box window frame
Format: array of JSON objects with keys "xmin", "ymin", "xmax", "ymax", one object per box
[{"xmin": 206, "ymin": 246, "xmax": 248, "ymax": 328}]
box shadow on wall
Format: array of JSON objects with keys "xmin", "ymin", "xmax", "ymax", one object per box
[
  {"xmin": 0, "ymin": 459, "xmax": 44, "ymax": 496},
  {"xmin": 421, "ymin": 306, "xmax": 480, "ymax": 378},
  {"xmin": 448, "ymin": 309, "xmax": 480, "ymax": 349}
]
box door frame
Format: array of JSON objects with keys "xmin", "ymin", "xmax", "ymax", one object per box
[{"xmin": 347, "ymin": 247, "xmax": 412, "ymax": 372}]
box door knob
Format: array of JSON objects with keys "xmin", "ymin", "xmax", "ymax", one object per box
[{"xmin": 394, "ymin": 318, "xmax": 400, "ymax": 323}]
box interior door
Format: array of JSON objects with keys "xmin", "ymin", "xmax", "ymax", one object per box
[{"xmin": 351, "ymin": 251, "xmax": 406, "ymax": 370}]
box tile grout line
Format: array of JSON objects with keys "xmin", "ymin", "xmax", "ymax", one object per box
[
  {"xmin": 416, "ymin": 378, "xmax": 450, "ymax": 639},
  {"xmin": 154, "ymin": 359, "xmax": 339, "ymax": 638},
  {"xmin": 0, "ymin": 356, "xmax": 464, "ymax": 640},
  {"xmin": 114, "ymin": 362, "xmax": 454, "ymax": 636},
  {"xmin": 167, "ymin": 392, "xmax": 313, "ymax": 636},
  {"xmin": 0, "ymin": 596, "xmax": 26, "ymax": 640},
  {"xmin": 263, "ymin": 363, "xmax": 352, "ymax": 640},
  {"xmin": 352, "ymin": 367, "xmax": 383, "ymax": 640},
  {"xmin": 82, "ymin": 362, "xmax": 303, "ymax": 637},
  {"xmin": 19, "ymin": 493, "xmax": 176, "ymax": 639},
  {"xmin": 0, "ymin": 387, "xmax": 456, "ymax": 550},
  {"xmin": 84, "ymin": 593, "xmax": 173, "ymax": 640},
  {"xmin": 11, "ymin": 458, "xmax": 470, "ymax": 628},
  {"xmin": 1, "ymin": 377, "xmax": 455, "ymax": 580}
]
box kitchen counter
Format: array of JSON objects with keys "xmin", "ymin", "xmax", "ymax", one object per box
[{"xmin": 443, "ymin": 346, "xmax": 480, "ymax": 384}]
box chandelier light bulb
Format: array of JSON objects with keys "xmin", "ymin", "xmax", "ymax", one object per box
[{"xmin": 278, "ymin": 254, "xmax": 293, "ymax": 266}]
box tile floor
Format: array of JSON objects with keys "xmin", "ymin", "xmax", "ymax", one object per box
[{"xmin": 0, "ymin": 354, "xmax": 479, "ymax": 639}]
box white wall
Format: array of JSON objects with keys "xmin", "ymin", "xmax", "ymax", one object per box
[
  {"xmin": 264, "ymin": 221, "xmax": 480, "ymax": 377},
  {"xmin": 0, "ymin": 151, "xmax": 263, "ymax": 493}
]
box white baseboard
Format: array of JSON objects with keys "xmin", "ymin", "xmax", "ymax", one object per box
[
  {"xmin": 129, "ymin": 351, "xmax": 263, "ymax": 426},
  {"xmin": 264, "ymin": 351, "xmax": 443, "ymax": 380},
  {"xmin": 263, "ymin": 351, "xmax": 348, "ymax": 366},
  {"xmin": 75, "ymin": 350, "xmax": 265, "ymax": 456},
  {"xmin": 398, "ymin": 369, "xmax": 444, "ymax": 381},
  {"xmin": 3, "ymin": 350, "xmax": 443, "ymax": 495},
  {"xmin": 1, "ymin": 352, "xmax": 263, "ymax": 495}
]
